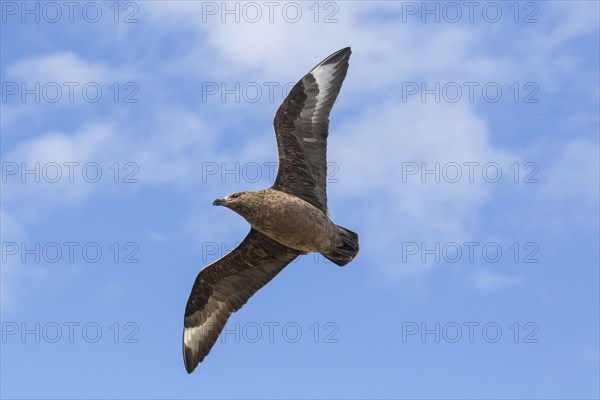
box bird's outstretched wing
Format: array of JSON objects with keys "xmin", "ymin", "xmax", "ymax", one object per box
[
  {"xmin": 183, "ymin": 229, "xmax": 300, "ymax": 373},
  {"xmin": 272, "ymin": 47, "xmax": 351, "ymax": 213}
]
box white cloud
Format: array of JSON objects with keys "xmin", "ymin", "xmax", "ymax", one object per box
[
  {"xmin": 139, "ymin": 1, "xmax": 502, "ymax": 85},
  {"xmin": 3, "ymin": 124, "xmax": 123, "ymax": 209},
  {"xmin": 0, "ymin": 209, "xmax": 24, "ymax": 311},
  {"xmin": 332, "ymin": 100, "xmax": 512, "ymax": 230},
  {"xmin": 0, "ymin": 208, "xmax": 25, "ymax": 240},
  {"xmin": 542, "ymin": 139, "xmax": 599, "ymax": 205},
  {"xmin": 6, "ymin": 52, "xmax": 124, "ymax": 83},
  {"xmin": 542, "ymin": 1, "xmax": 600, "ymax": 49},
  {"xmin": 0, "ymin": 208, "xmax": 68, "ymax": 314},
  {"xmin": 533, "ymin": 138, "xmax": 600, "ymax": 233},
  {"xmin": 469, "ymin": 268, "xmax": 523, "ymax": 293},
  {"xmin": 0, "ymin": 105, "xmax": 29, "ymax": 131},
  {"xmin": 323, "ymin": 99, "xmax": 515, "ymax": 284}
]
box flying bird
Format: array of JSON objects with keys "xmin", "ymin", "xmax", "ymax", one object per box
[{"xmin": 183, "ymin": 47, "xmax": 359, "ymax": 373}]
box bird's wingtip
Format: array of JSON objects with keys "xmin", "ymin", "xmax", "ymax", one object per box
[
  {"xmin": 333, "ymin": 46, "xmax": 352, "ymax": 58},
  {"xmin": 183, "ymin": 354, "xmax": 197, "ymax": 374},
  {"xmin": 317, "ymin": 47, "xmax": 352, "ymax": 69}
]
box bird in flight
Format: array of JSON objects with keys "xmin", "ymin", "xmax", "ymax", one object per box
[{"xmin": 183, "ymin": 47, "xmax": 359, "ymax": 373}]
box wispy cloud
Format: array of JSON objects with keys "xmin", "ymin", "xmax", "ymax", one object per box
[{"xmin": 469, "ymin": 268, "xmax": 523, "ymax": 293}]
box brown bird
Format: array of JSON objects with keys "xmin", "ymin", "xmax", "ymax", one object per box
[{"xmin": 183, "ymin": 47, "xmax": 359, "ymax": 373}]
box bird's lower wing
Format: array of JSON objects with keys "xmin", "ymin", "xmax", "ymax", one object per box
[{"xmin": 183, "ymin": 229, "xmax": 300, "ymax": 373}]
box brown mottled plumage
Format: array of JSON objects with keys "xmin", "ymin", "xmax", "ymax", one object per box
[
  {"xmin": 183, "ymin": 47, "xmax": 359, "ymax": 374},
  {"xmin": 217, "ymin": 189, "xmax": 341, "ymax": 253}
]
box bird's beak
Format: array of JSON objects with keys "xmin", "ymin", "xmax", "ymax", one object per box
[{"xmin": 212, "ymin": 198, "xmax": 227, "ymax": 206}]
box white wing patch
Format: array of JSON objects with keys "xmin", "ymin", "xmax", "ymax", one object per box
[
  {"xmin": 309, "ymin": 63, "xmax": 338, "ymax": 124},
  {"xmin": 183, "ymin": 299, "xmax": 228, "ymax": 354}
]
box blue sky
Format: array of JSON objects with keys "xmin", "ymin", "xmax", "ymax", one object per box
[{"xmin": 1, "ymin": 1, "xmax": 599, "ymax": 398}]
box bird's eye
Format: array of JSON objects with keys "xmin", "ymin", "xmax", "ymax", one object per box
[{"xmin": 230, "ymin": 193, "xmax": 241, "ymax": 199}]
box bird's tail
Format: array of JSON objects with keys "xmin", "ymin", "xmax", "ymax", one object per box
[{"xmin": 322, "ymin": 226, "xmax": 359, "ymax": 266}]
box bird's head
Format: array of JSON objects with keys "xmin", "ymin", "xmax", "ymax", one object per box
[{"xmin": 212, "ymin": 191, "xmax": 263, "ymax": 218}]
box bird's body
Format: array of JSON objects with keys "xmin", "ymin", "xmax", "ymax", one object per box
[
  {"xmin": 220, "ymin": 189, "xmax": 342, "ymax": 254},
  {"xmin": 182, "ymin": 47, "xmax": 359, "ymax": 373}
]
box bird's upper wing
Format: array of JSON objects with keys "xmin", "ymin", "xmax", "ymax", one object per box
[
  {"xmin": 183, "ymin": 229, "xmax": 300, "ymax": 373},
  {"xmin": 272, "ymin": 47, "xmax": 351, "ymax": 213}
]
